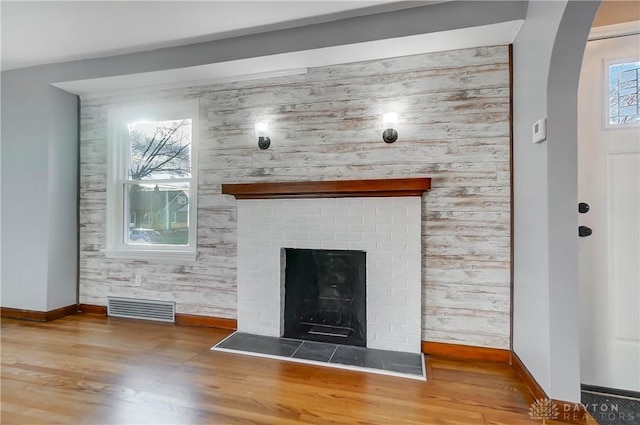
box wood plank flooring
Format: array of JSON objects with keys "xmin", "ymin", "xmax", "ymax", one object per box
[{"xmin": 1, "ymin": 314, "xmax": 592, "ymax": 424}]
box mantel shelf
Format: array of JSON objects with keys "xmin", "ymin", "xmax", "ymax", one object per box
[{"xmin": 221, "ymin": 178, "xmax": 431, "ymax": 199}]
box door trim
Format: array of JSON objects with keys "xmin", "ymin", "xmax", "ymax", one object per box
[{"xmin": 589, "ymin": 21, "xmax": 640, "ymax": 41}]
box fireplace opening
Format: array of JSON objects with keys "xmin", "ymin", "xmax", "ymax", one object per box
[{"xmin": 283, "ymin": 248, "xmax": 366, "ymax": 347}]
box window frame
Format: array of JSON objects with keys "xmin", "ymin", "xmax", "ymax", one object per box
[{"xmin": 104, "ymin": 99, "xmax": 199, "ymax": 262}]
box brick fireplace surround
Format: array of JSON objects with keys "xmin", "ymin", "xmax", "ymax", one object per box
[{"xmin": 222, "ymin": 178, "xmax": 431, "ymax": 354}]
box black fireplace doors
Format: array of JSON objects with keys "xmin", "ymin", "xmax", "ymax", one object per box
[{"xmin": 283, "ymin": 248, "xmax": 366, "ymax": 347}]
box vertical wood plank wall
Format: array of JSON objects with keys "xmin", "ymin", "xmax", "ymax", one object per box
[{"xmin": 79, "ymin": 45, "xmax": 511, "ymax": 349}]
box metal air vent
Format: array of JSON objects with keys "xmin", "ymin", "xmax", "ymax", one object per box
[{"xmin": 107, "ymin": 297, "xmax": 175, "ymax": 322}]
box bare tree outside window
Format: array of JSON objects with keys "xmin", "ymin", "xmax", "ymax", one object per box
[{"xmin": 128, "ymin": 119, "xmax": 192, "ymax": 180}]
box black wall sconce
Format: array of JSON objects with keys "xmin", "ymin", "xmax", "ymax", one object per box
[
  {"xmin": 382, "ymin": 112, "xmax": 398, "ymax": 143},
  {"xmin": 255, "ymin": 121, "xmax": 270, "ymax": 149}
]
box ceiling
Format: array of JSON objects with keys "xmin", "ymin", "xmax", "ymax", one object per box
[
  {"xmin": 2, "ymin": 1, "xmax": 525, "ymax": 96},
  {"xmin": 0, "ymin": 1, "xmax": 415, "ymax": 71},
  {"xmin": 592, "ymin": 0, "xmax": 640, "ymax": 27}
]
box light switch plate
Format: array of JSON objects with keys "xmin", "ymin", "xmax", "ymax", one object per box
[{"xmin": 532, "ymin": 118, "xmax": 547, "ymax": 144}]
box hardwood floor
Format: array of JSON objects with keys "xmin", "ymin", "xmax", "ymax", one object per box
[{"xmin": 1, "ymin": 314, "xmax": 591, "ymax": 424}]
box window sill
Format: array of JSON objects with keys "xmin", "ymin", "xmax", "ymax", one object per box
[{"xmin": 102, "ymin": 248, "xmax": 197, "ymax": 263}]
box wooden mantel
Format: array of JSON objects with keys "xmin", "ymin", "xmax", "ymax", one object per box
[{"xmin": 221, "ymin": 178, "xmax": 431, "ymax": 199}]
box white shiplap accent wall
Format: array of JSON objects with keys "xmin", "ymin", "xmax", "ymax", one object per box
[{"xmin": 79, "ymin": 45, "xmax": 511, "ymax": 349}]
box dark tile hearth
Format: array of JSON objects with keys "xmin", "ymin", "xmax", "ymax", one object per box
[
  {"xmin": 292, "ymin": 340, "xmax": 336, "ymax": 362},
  {"xmin": 212, "ymin": 332, "xmax": 426, "ymax": 381}
]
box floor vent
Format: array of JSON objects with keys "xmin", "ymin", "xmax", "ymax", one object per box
[{"xmin": 107, "ymin": 297, "xmax": 175, "ymax": 322}]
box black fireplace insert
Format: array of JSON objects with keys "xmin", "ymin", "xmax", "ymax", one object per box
[{"xmin": 283, "ymin": 248, "xmax": 366, "ymax": 347}]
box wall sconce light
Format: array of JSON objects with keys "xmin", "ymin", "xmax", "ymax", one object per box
[
  {"xmin": 382, "ymin": 112, "xmax": 398, "ymax": 144},
  {"xmin": 255, "ymin": 121, "xmax": 270, "ymax": 149}
]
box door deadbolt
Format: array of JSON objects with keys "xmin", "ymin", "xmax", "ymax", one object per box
[{"xmin": 579, "ymin": 202, "xmax": 590, "ymax": 214}]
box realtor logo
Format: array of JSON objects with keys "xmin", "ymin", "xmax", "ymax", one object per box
[{"xmin": 529, "ymin": 398, "xmax": 560, "ymax": 423}]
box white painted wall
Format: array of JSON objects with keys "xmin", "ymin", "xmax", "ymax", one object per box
[
  {"xmin": 546, "ymin": 0, "xmax": 601, "ymax": 402},
  {"xmin": 513, "ymin": 0, "xmax": 599, "ymax": 403},
  {"xmin": 0, "ymin": 70, "xmax": 2, "ymax": 293},
  {"xmin": 46, "ymin": 86, "xmax": 78, "ymax": 310},
  {"xmin": 0, "ymin": 70, "xmax": 78, "ymax": 311},
  {"xmin": 1, "ymin": 70, "xmax": 51, "ymax": 311},
  {"xmin": 512, "ymin": 0, "xmax": 565, "ymax": 397}
]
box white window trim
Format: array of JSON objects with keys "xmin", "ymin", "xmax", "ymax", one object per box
[{"xmin": 103, "ymin": 98, "xmax": 199, "ymax": 262}]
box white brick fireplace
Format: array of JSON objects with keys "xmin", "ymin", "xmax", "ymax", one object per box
[{"xmin": 225, "ymin": 179, "xmax": 431, "ymax": 354}]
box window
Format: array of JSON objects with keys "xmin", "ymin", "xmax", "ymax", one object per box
[
  {"xmin": 607, "ymin": 59, "xmax": 640, "ymax": 127},
  {"xmin": 105, "ymin": 99, "xmax": 198, "ymax": 261}
]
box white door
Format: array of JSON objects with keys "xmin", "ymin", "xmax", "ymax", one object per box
[{"xmin": 579, "ymin": 32, "xmax": 640, "ymax": 393}]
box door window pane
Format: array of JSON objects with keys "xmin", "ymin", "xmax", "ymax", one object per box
[{"xmin": 609, "ymin": 61, "xmax": 640, "ymax": 126}]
